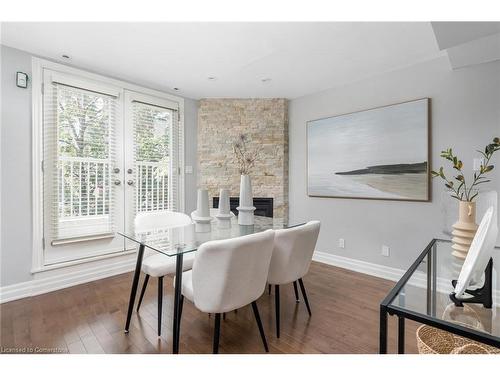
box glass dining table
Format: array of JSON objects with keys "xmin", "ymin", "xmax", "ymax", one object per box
[{"xmin": 118, "ymin": 215, "xmax": 302, "ymax": 354}]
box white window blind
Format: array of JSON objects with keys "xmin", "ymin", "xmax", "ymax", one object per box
[
  {"xmin": 133, "ymin": 101, "xmax": 179, "ymax": 214},
  {"xmin": 45, "ymin": 81, "xmax": 118, "ymax": 241}
]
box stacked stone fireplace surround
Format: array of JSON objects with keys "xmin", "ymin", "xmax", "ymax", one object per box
[{"xmin": 197, "ymin": 98, "xmax": 289, "ymax": 220}]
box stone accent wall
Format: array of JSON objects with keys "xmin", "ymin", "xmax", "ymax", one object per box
[{"xmin": 198, "ymin": 98, "xmax": 289, "ymax": 219}]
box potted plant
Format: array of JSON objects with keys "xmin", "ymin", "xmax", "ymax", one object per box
[
  {"xmin": 432, "ymin": 137, "xmax": 499, "ymax": 258},
  {"xmin": 232, "ymin": 134, "xmax": 261, "ymax": 225}
]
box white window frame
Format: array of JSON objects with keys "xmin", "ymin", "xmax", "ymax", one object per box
[{"xmin": 31, "ymin": 58, "xmax": 185, "ymax": 273}]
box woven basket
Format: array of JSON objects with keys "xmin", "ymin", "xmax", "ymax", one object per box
[{"xmin": 416, "ymin": 325, "xmax": 500, "ymax": 354}]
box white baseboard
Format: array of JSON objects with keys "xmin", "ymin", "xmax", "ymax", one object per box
[
  {"xmin": 313, "ymin": 251, "xmax": 406, "ymax": 282},
  {"xmin": 312, "ymin": 250, "xmax": 500, "ymax": 305},
  {"xmin": 0, "ymin": 257, "xmax": 136, "ymax": 304}
]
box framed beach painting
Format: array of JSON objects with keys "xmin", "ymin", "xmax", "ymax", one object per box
[{"xmin": 307, "ymin": 98, "xmax": 430, "ymax": 201}]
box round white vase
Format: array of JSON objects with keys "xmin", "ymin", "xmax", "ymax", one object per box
[{"xmin": 236, "ymin": 175, "xmax": 256, "ymax": 225}]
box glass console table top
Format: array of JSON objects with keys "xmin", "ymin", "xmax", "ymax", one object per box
[
  {"xmin": 387, "ymin": 239, "xmax": 500, "ymax": 340},
  {"xmin": 119, "ymin": 215, "xmax": 301, "ymax": 257}
]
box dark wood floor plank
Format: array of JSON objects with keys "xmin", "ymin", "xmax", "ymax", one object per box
[{"xmin": 0, "ymin": 261, "xmax": 420, "ymax": 354}]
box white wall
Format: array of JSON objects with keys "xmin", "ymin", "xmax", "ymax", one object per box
[
  {"xmin": 289, "ymin": 56, "xmax": 500, "ymax": 270},
  {"xmin": 0, "ymin": 45, "xmax": 199, "ymax": 287}
]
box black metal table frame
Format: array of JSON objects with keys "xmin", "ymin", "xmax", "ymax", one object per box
[
  {"xmin": 124, "ymin": 243, "xmax": 185, "ymax": 354},
  {"xmin": 379, "ymin": 238, "xmax": 500, "ymax": 354}
]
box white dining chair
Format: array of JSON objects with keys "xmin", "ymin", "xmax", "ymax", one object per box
[
  {"xmin": 177, "ymin": 230, "xmax": 275, "ymax": 353},
  {"xmin": 134, "ymin": 211, "xmax": 193, "ymax": 336},
  {"xmin": 267, "ymin": 221, "xmax": 321, "ymax": 338}
]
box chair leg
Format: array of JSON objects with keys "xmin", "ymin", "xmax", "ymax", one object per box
[
  {"xmin": 268, "ymin": 284, "xmax": 272, "ymax": 295},
  {"xmin": 251, "ymin": 301, "xmax": 269, "ymax": 352},
  {"xmin": 298, "ymin": 278, "xmax": 311, "ymax": 316},
  {"xmin": 136, "ymin": 274, "xmax": 150, "ymax": 312},
  {"xmin": 293, "ymin": 281, "xmax": 300, "ymax": 303},
  {"xmin": 157, "ymin": 276, "xmax": 164, "ymax": 336},
  {"xmin": 275, "ymin": 285, "xmax": 280, "ymax": 338},
  {"xmin": 213, "ymin": 313, "xmax": 221, "ymax": 354}
]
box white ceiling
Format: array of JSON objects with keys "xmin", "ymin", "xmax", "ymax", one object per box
[{"xmin": 1, "ymin": 22, "xmax": 443, "ymax": 99}]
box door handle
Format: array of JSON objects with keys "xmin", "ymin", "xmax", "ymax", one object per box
[
  {"xmin": 127, "ymin": 180, "xmax": 134, "ymax": 186},
  {"xmin": 113, "ymin": 179, "xmax": 121, "ymax": 186},
  {"xmin": 113, "ymin": 167, "xmax": 120, "ymax": 174}
]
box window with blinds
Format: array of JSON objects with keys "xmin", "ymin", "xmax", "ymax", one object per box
[
  {"xmin": 45, "ymin": 81, "xmax": 117, "ymax": 241},
  {"xmin": 133, "ymin": 101, "xmax": 179, "ymax": 214}
]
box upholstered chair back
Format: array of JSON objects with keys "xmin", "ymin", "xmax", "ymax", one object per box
[
  {"xmin": 191, "ymin": 230, "xmax": 275, "ymax": 313},
  {"xmin": 134, "ymin": 211, "xmax": 192, "ymax": 232},
  {"xmin": 267, "ymin": 221, "xmax": 321, "ymax": 285}
]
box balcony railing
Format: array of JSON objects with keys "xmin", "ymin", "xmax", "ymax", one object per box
[
  {"xmin": 136, "ymin": 160, "xmax": 170, "ymax": 212},
  {"xmin": 58, "ymin": 156, "xmax": 170, "ymax": 220}
]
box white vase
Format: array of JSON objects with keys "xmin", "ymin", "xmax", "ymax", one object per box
[
  {"xmin": 191, "ymin": 189, "xmax": 212, "ymax": 232},
  {"xmin": 237, "ymin": 175, "xmax": 256, "ymax": 225},
  {"xmin": 216, "ymin": 188, "xmax": 232, "ymax": 229}
]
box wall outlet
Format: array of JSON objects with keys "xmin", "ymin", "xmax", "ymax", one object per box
[
  {"xmin": 381, "ymin": 245, "xmax": 390, "ymax": 257},
  {"xmin": 473, "ymin": 158, "xmax": 484, "ymax": 171},
  {"xmin": 338, "ymin": 238, "xmax": 345, "ymax": 249}
]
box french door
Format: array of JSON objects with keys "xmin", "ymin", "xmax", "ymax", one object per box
[{"xmin": 41, "ymin": 68, "xmax": 181, "ymax": 266}]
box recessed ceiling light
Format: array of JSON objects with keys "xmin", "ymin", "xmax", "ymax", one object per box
[
  {"xmin": 207, "ymin": 76, "xmax": 217, "ymax": 81},
  {"xmin": 62, "ymin": 54, "xmax": 70, "ymax": 59},
  {"xmin": 261, "ymin": 78, "xmax": 272, "ymax": 83}
]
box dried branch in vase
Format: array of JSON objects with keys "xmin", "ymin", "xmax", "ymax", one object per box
[{"xmin": 232, "ymin": 134, "xmax": 262, "ymax": 175}]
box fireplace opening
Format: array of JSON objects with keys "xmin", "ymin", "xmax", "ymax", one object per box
[{"xmin": 212, "ymin": 197, "xmax": 274, "ymax": 218}]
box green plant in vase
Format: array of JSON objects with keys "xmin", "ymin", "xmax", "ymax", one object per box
[{"xmin": 432, "ymin": 137, "xmax": 499, "ymax": 259}]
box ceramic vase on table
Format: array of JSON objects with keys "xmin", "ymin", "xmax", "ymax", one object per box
[
  {"xmin": 451, "ymin": 200, "xmax": 479, "ymax": 259},
  {"xmin": 236, "ymin": 175, "xmax": 256, "ymax": 225},
  {"xmin": 216, "ymin": 189, "xmax": 232, "ymax": 229},
  {"xmin": 191, "ymin": 189, "xmax": 213, "ymax": 232}
]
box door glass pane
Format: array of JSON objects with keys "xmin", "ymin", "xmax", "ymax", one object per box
[
  {"xmin": 54, "ymin": 84, "xmax": 116, "ymax": 239},
  {"xmin": 133, "ymin": 102, "xmax": 172, "ymax": 213}
]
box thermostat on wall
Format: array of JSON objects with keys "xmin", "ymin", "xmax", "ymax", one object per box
[{"xmin": 16, "ymin": 71, "xmax": 28, "ymax": 88}]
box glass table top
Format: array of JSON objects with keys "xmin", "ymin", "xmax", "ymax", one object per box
[
  {"xmin": 118, "ymin": 215, "xmax": 301, "ymax": 257},
  {"xmin": 388, "ymin": 239, "xmax": 500, "ymax": 338}
]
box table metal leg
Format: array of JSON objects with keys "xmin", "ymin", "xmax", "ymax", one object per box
[
  {"xmin": 398, "ymin": 316, "xmax": 405, "ymax": 354},
  {"xmin": 125, "ymin": 244, "xmax": 145, "ymax": 333},
  {"xmin": 432, "ymin": 243, "xmax": 437, "ymax": 316},
  {"xmin": 379, "ymin": 305, "xmax": 388, "ymax": 354},
  {"xmin": 172, "ymin": 252, "xmax": 184, "ymax": 354},
  {"xmin": 426, "ymin": 252, "xmax": 431, "ymax": 315}
]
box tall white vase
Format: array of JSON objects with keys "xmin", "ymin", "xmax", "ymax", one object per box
[
  {"xmin": 191, "ymin": 189, "xmax": 212, "ymax": 232},
  {"xmin": 216, "ymin": 188, "xmax": 232, "ymax": 229},
  {"xmin": 237, "ymin": 175, "xmax": 256, "ymax": 225}
]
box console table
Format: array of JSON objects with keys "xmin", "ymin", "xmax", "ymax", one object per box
[{"xmin": 379, "ymin": 239, "xmax": 500, "ymax": 353}]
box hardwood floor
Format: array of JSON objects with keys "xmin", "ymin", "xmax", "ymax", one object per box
[{"xmin": 0, "ymin": 261, "xmax": 419, "ymax": 354}]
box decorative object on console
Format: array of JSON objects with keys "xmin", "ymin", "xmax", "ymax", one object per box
[
  {"xmin": 452, "ymin": 201, "xmax": 478, "ymax": 259},
  {"xmin": 307, "ymin": 98, "xmax": 430, "ymax": 201},
  {"xmin": 233, "ymin": 134, "xmax": 260, "ymax": 225},
  {"xmin": 191, "ymin": 189, "xmax": 213, "ymax": 232},
  {"xmin": 450, "ymin": 206, "xmax": 497, "ymax": 308},
  {"xmin": 216, "ymin": 189, "xmax": 233, "ymax": 229},
  {"xmin": 432, "ymin": 137, "xmax": 499, "ymax": 258}
]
